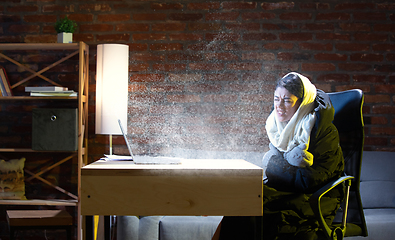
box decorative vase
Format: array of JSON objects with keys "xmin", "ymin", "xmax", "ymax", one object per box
[{"xmin": 57, "ymin": 32, "xmax": 73, "ymax": 43}]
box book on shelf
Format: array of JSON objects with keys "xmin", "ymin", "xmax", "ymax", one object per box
[
  {"xmin": 30, "ymin": 90, "xmax": 77, "ymax": 97},
  {"xmin": 0, "ymin": 67, "xmax": 12, "ymax": 97},
  {"xmin": 25, "ymin": 86, "xmax": 68, "ymax": 92}
]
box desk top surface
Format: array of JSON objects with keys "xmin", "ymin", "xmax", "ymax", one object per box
[{"xmin": 82, "ymin": 158, "xmax": 263, "ymax": 176}]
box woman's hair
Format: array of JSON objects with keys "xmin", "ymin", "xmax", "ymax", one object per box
[{"xmin": 276, "ymin": 73, "xmax": 304, "ymax": 100}]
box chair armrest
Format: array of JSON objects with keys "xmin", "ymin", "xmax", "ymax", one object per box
[{"xmin": 309, "ymin": 176, "xmax": 354, "ymax": 240}]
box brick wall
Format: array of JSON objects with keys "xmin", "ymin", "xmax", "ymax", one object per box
[{"xmin": 1, "ymin": 0, "xmax": 395, "ymax": 161}]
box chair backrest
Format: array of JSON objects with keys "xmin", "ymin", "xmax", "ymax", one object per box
[{"xmin": 328, "ymin": 89, "xmax": 368, "ymax": 236}]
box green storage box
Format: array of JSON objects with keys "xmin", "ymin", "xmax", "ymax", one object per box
[{"xmin": 32, "ymin": 108, "xmax": 78, "ymax": 151}]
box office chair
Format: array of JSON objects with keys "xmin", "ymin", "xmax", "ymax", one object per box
[{"xmin": 309, "ymin": 89, "xmax": 368, "ymax": 240}]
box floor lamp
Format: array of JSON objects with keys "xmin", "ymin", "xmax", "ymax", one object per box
[{"xmin": 95, "ymin": 43, "xmax": 129, "ymax": 155}]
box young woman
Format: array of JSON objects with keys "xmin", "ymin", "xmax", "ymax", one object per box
[{"xmin": 214, "ymin": 72, "xmax": 344, "ymax": 240}]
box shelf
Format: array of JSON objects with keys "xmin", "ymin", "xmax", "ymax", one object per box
[
  {"xmin": 0, "ymin": 96, "xmax": 78, "ymax": 100},
  {"xmin": 0, "ymin": 43, "xmax": 80, "ymax": 51},
  {"xmin": 0, "ymin": 199, "xmax": 78, "ymax": 206},
  {"xmin": 0, "ymin": 148, "xmax": 79, "ymax": 153}
]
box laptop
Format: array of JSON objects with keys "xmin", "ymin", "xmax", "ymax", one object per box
[{"xmin": 116, "ymin": 119, "xmax": 181, "ymax": 165}]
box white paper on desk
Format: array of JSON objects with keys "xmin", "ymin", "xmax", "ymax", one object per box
[{"xmin": 101, "ymin": 155, "xmax": 134, "ymax": 161}]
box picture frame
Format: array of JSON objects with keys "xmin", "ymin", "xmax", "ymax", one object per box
[{"xmin": 0, "ymin": 67, "xmax": 12, "ymax": 96}]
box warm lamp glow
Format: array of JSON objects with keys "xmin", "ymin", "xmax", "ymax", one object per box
[{"xmin": 95, "ymin": 44, "xmax": 129, "ymax": 136}]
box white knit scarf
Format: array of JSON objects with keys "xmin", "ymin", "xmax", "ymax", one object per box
[{"xmin": 266, "ymin": 72, "xmax": 317, "ymax": 153}]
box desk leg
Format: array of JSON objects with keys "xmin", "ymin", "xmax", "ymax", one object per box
[
  {"xmin": 104, "ymin": 216, "xmax": 111, "ymax": 240},
  {"xmin": 84, "ymin": 216, "xmax": 94, "ymax": 240}
]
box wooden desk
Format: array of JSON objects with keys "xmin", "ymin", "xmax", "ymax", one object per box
[{"xmin": 81, "ymin": 159, "xmax": 263, "ymax": 239}]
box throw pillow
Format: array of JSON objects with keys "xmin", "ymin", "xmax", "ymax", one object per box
[{"xmin": 0, "ymin": 158, "xmax": 26, "ymax": 200}]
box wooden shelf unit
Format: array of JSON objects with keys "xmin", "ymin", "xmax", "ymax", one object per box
[{"xmin": 0, "ymin": 42, "xmax": 89, "ymax": 240}]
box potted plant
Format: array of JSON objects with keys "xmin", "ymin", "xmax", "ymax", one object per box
[{"xmin": 55, "ymin": 16, "xmax": 77, "ymax": 43}]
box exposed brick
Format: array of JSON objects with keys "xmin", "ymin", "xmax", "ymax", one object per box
[
  {"xmin": 80, "ymin": 24, "xmax": 113, "ymax": 32},
  {"xmin": 354, "ymin": 33, "xmax": 388, "ymax": 42},
  {"xmin": 354, "ymin": 12, "xmax": 387, "ymax": 21},
  {"xmin": 169, "ymin": 33, "xmax": 203, "ymax": 41},
  {"xmin": 133, "ymin": 13, "xmax": 167, "ymax": 21},
  {"xmin": 130, "ymin": 74, "xmax": 165, "ymax": 83},
  {"xmin": 152, "ymin": 64, "xmax": 186, "ymax": 72},
  {"xmin": 130, "ymin": 63, "xmax": 149, "ymax": 72},
  {"xmin": 187, "ymin": 2, "xmax": 221, "ymax": 10},
  {"xmin": 206, "ymin": 73, "xmax": 239, "ymax": 82},
  {"xmin": 279, "ymin": 33, "xmax": 313, "ymax": 41},
  {"xmin": 279, "ymin": 12, "xmax": 312, "ymax": 21},
  {"xmin": 374, "ymin": 65, "xmax": 395, "ymax": 72},
  {"xmin": 372, "ymin": 43, "xmax": 395, "ymax": 52},
  {"xmin": 302, "ymin": 63, "xmax": 336, "ymax": 72},
  {"xmin": 226, "ymin": 63, "xmax": 261, "ymax": 71},
  {"xmin": 79, "ymin": 4, "xmax": 111, "ymax": 12},
  {"xmin": 303, "ymin": 23, "xmax": 334, "ymax": 31},
  {"xmin": 24, "ymin": 34, "xmax": 56, "ymax": 43},
  {"xmin": 372, "ymin": 105, "xmax": 395, "ymax": 114},
  {"xmin": 128, "ymin": 84, "xmax": 147, "ymax": 92},
  {"xmin": 299, "ymin": 3, "xmax": 330, "ymax": 10},
  {"xmin": 67, "ymin": 14, "xmax": 94, "ymax": 22},
  {"xmin": 225, "ymin": 23, "xmax": 260, "ymax": 31},
  {"xmin": 205, "ymin": 12, "xmax": 239, "ymax": 21},
  {"xmin": 133, "ymin": 33, "xmax": 166, "ymax": 41},
  {"xmin": 150, "ymin": 105, "xmax": 184, "ymax": 115},
  {"xmin": 168, "ymin": 74, "xmax": 201, "ymax": 82},
  {"xmin": 206, "ymin": 33, "xmax": 239, "ymax": 42},
  {"xmin": 222, "ymin": 2, "xmax": 257, "ymax": 10},
  {"xmin": 130, "ymin": 94, "xmax": 165, "ymax": 104},
  {"xmin": 24, "ymin": 14, "xmax": 56, "ymax": 23},
  {"xmin": 350, "ymin": 53, "xmax": 384, "ymax": 62},
  {"xmin": 336, "ymin": 43, "xmax": 370, "ymax": 52},
  {"xmin": 8, "ymin": 24, "xmax": 40, "ymax": 33},
  {"xmin": 188, "ymin": 42, "xmax": 222, "ymax": 51},
  {"xmin": 299, "ymin": 43, "xmax": 332, "ymax": 51},
  {"xmin": 203, "ymin": 94, "xmax": 238, "ymax": 102},
  {"xmin": 364, "ymin": 95, "xmax": 391, "ymax": 104},
  {"xmin": 97, "ymin": 14, "xmax": 130, "ymax": 22},
  {"xmin": 0, "ymin": 15, "xmax": 21, "ymax": 23},
  {"xmin": 339, "ymin": 23, "xmax": 371, "ymax": 32},
  {"xmin": 242, "ymin": 53, "xmax": 275, "ymax": 61},
  {"xmin": 189, "ymin": 63, "xmax": 224, "ymax": 71},
  {"xmin": 116, "ymin": 23, "xmax": 149, "ymax": 32},
  {"xmin": 316, "ymin": 13, "xmax": 350, "ymax": 21},
  {"xmin": 167, "ymin": 95, "xmax": 201, "ymax": 103},
  {"xmin": 353, "ymin": 75, "xmax": 386, "ymax": 83},
  {"xmin": 277, "ymin": 52, "xmax": 311, "ymax": 61},
  {"xmin": 316, "ymin": 33, "xmax": 350, "ymax": 41},
  {"xmin": 314, "ymin": 53, "xmax": 347, "ymax": 61},
  {"xmin": 317, "ymin": 74, "xmax": 350, "ymax": 82},
  {"xmin": 374, "ymin": 24, "xmax": 395, "ymax": 32},
  {"xmin": 338, "ymin": 63, "xmax": 371, "ymax": 71},
  {"xmin": 188, "ymin": 23, "xmax": 221, "ymax": 31},
  {"xmin": 129, "ymin": 43, "xmax": 148, "ymax": 52},
  {"xmin": 225, "ymin": 83, "xmax": 262, "ymax": 92},
  {"xmin": 241, "ymin": 12, "xmax": 276, "ymax": 20},
  {"xmin": 206, "ymin": 53, "xmax": 239, "ymax": 61},
  {"xmin": 169, "ymin": 13, "xmax": 203, "ymax": 21},
  {"xmin": 167, "ymin": 53, "xmax": 203, "ymax": 62},
  {"xmin": 113, "ymin": 3, "xmax": 147, "ymax": 11},
  {"xmin": 7, "ymin": 5, "xmax": 39, "ymax": 12},
  {"xmin": 264, "ymin": 43, "xmax": 294, "ymax": 50},
  {"xmin": 152, "ymin": 23, "xmax": 186, "ymax": 32},
  {"xmin": 187, "ymin": 84, "xmax": 222, "ymax": 93},
  {"xmin": 261, "ymin": 2, "xmax": 295, "ymax": 10},
  {"xmin": 243, "ymin": 33, "xmax": 277, "ymax": 41},
  {"xmin": 335, "ymin": 3, "xmax": 375, "ymax": 10},
  {"xmin": 150, "ymin": 84, "xmax": 184, "ymax": 92},
  {"xmin": 151, "ymin": 3, "xmax": 183, "ymax": 10},
  {"xmin": 96, "ymin": 33, "xmax": 130, "ymax": 42}
]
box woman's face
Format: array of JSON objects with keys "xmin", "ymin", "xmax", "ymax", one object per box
[{"xmin": 274, "ymin": 86, "xmax": 301, "ymax": 122}]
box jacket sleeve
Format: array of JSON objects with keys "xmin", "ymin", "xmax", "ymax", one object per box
[{"xmin": 294, "ymin": 122, "xmax": 344, "ymax": 193}]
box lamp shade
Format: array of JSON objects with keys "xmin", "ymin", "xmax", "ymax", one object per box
[{"xmin": 96, "ymin": 44, "xmax": 129, "ymax": 135}]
